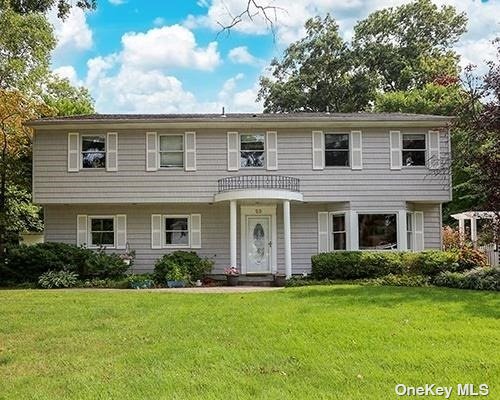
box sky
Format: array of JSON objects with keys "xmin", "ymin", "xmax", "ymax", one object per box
[{"xmin": 49, "ymin": 0, "xmax": 499, "ymax": 114}]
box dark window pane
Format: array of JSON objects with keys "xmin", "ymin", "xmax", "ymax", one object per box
[
  {"xmin": 403, "ymin": 150, "xmax": 425, "ymax": 166},
  {"xmin": 325, "ymin": 150, "xmax": 349, "ymax": 166},
  {"xmin": 165, "ymin": 231, "xmax": 189, "ymax": 245},
  {"xmin": 91, "ymin": 219, "xmax": 102, "ymax": 231},
  {"xmin": 82, "ymin": 136, "xmax": 105, "ymax": 151},
  {"xmin": 82, "ymin": 152, "xmax": 106, "ymax": 168},
  {"xmin": 101, "ymin": 219, "xmax": 114, "ymax": 231},
  {"xmin": 165, "ymin": 218, "xmax": 188, "ymax": 231},
  {"xmin": 241, "ymin": 141, "xmax": 265, "ymax": 151},
  {"xmin": 240, "ymin": 151, "xmax": 264, "ymax": 167},
  {"xmin": 325, "ymin": 134, "xmax": 349, "ymax": 150},
  {"xmin": 402, "ymin": 134, "xmax": 425, "ymax": 149},
  {"xmin": 101, "ymin": 232, "xmax": 114, "ymax": 245},
  {"xmin": 333, "ymin": 232, "xmax": 346, "ymax": 250},
  {"xmin": 358, "ymin": 214, "xmax": 397, "ymax": 250},
  {"xmin": 332, "ymin": 215, "xmax": 345, "ymax": 232}
]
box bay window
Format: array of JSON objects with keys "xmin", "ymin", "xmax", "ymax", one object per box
[{"xmin": 358, "ymin": 214, "xmax": 398, "ymax": 250}]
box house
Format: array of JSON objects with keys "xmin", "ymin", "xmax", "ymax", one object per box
[{"xmin": 27, "ymin": 113, "xmax": 452, "ymax": 277}]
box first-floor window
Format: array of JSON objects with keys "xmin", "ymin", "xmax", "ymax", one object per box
[
  {"xmin": 407, "ymin": 212, "xmax": 414, "ymax": 250},
  {"xmin": 331, "ymin": 213, "xmax": 347, "ymax": 250},
  {"xmin": 358, "ymin": 214, "xmax": 397, "ymax": 250},
  {"xmin": 90, "ymin": 217, "xmax": 115, "ymax": 247},
  {"xmin": 165, "ymin": 216, "xmax": 189, "ymax": 246}
]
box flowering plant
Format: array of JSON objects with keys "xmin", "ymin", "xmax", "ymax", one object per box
[{"xmin": 224, "ymin": 266, "xmax": 240, "ymax": 276}]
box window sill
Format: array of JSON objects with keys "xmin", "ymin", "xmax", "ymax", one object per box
[{"xmin": 162, "ymin": 245, "xmax": 191, "ymax": 249}]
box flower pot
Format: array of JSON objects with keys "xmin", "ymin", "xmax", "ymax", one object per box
[
  {"xmin": 123, "ymin": 259, "xmax": 131, "ymax": 266},
  {"xmin": 130, "ymin": 280, "xmax": 153, "ymax": 289},
  {"xmin": 167, "ymin": 280, "xmax": 186, "ymax": 288},
  {"xmin": 226, "ymin": 275, "xmax": 239, "ymax": 286},
  {"xmin": 195, "ymin": 279, "xmax": 202, "ymax": 287},
  {"xmin": 274, "ymin": 274, "xmax": 287, "ymax": 287}
]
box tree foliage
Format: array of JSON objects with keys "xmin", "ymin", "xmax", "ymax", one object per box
[
  {"xmin": 352, "ymin": 0, "xmax": 466, "ymax": 91},
  {"xmin": 258, "ymin": 15, "xmax": 377, "ymax": 113},
  {"xmin": 43, "ymin": 75, "xmax": 95, "ymax": 116},
  {"xmin": 2, "ymin": 0, "xmax": 96, "ymax": 19}
]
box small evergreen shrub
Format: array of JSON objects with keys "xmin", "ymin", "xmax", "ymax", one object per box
[
  {"xmin": 403, "ymin": 250, "xmax": 460, "ymax": 276},
  {"xmin": 38, "ymin": 270, "xmax": 79, "ymax": 289},
  {"xmin": 153, "ymin": 251, "xmax": 213, "ymax": 283},
  {"xmin": 78, "ymin": 278, "xmax": 129, "ymax": 289},
  {"xmin": 433, "ymin": 268, "xmax": 500, "ymax": 291},
  {"xmin": 368, "ymin": 274, "xmax": 431, "ymax": 287}
]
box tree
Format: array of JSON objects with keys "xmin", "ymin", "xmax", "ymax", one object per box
[
  {"xmin": 258, "ymin": 15, "xmax": 377, "ymax": 112},
  {"xmin": 42, "ymin": 75, "xmax": 95, "ymax": 116},
  {"xmin": 1, "ymin": 0, "xmax": 96, "ymax": 19},
  {"xmin": 353, "ymin": 0, "xmax": 467, "ymax": 92}
]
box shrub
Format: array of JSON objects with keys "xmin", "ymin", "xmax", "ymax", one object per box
[
  {"xmin": 368, "ymin": 274, "xmax": 431, "ymax": 287},
  {"xmin": 442, "ymin": 226, "xmax": 462, "ymax": 250},
  {"xmin": 434, "ymin": 268, "xmax": 500, "ymax": 291},
  {"xmin": 127, "ymin": 274, "xmax": 154, "ymax": 289},
  {"xmin": 456, "ymin": 247, "xmax": 488, "ymax": 270},
  {"xmin": 38, "ymin": 270, "xmax": 79, "ymax": 289},
  {"xmin": 78, "ymin": 278, "xmax": 129, "ymax": 289},
  {"xmin": 2, "ymin": 242, "xmax": 130, "ymax": 283},
  {"xmin": 311, "ymin": 251, "xmax": 404, "ymax": 279},
  {"xmin": 404, "ymin": 250, "xmax": 460, "ymax": 276},
  {"xmin": 165, "ymin": 264, "xmax": 189, "ymax": 281},
  {"xmin": 153, "ymin": 251, "xmax": 213, "ymax": 283}
]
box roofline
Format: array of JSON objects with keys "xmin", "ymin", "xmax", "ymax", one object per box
[{"xmin": 26, "ymin": 116, "xmax": 453, "ymax": 130}]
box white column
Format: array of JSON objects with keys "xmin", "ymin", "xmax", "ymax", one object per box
[
  {"xmin": 471, "ymin": 217, "xmax": 478, "ymax": 246},
  {"xmin": 230, "ymin": 200, "xmax": 237, "ymax": 268},
  {"xmin": 397, "ymin": 210, "xmax": 407, "ymax": 250},
  {"xmin": 283, "ymin": 200, "xmax": 292, "ymax": 279},
  {"xmin": 458, "ymin": 218, "xmax": 465, "ymax": 241}
]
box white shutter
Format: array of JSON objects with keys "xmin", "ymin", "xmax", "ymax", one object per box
[
  {"xmin": 349, "ymin": 210, "xmax": 359, "ymax": 250},
  {"xmin": 106, "ymin": 132, "xmax": 118, "ymax": 172},
  {"xmin": 146, "ymin": 132, "xmax": 158, "ymax": 172},
  {"xmin": 312, "ymin": 131, "xmax": 324, "ymax": 170},
  {"xmin": 184, "ymin": 131, "xmax": 196, "ymax": 171},
  {"xmin": 116, "ymin": 214, "xmax": 127, "ymax": 249},
  {"xmin": 151, "ymin": 214, "xmax": 162, "ymax": 249},
  {"xmin": 351, "ymin": 130, "xmax": 363, "ymax": 170},
  {"xmin": 227, "ymin": 131, "xmax": 239, "ymax": 171},
  {"xmin": 390, "ymin": 130, "xmax": 402, "ymax": 170},
  {"xmin": 266, "ymin": 131, "xmax": 278, "ymax": 170},
  {"xmin": 414, "ymin": 211, "xmax": 424, "ymax": 251},
  {"xmin": 190, "ymin": 214, "xmax": 201, "ymax": 249},
  {"xmin": 318, "ymin": 212, "xmax": 329, "ymax": 253},
  {"xmin": 68, "ymin": 132, "xmax": 79, "ymax": 172},
  {"xmin": 428, "ymin": 130, "xmax": 440, "ymax": 170},
  {"xmin": 77, "ymin": 214, "xmax": 87, "ymax": 247}
]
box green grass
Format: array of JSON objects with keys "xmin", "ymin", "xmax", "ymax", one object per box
[{"xmin": 0, "ymin": 286, "xmax": 498, "ymax": 399}]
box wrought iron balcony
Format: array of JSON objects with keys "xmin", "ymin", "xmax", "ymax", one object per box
[{"xmin": 218, "ymin": 175, "xmax": 300, "ymax": 193}]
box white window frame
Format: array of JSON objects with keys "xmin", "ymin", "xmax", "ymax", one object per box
[
  {"xmin": 402, "ymin": 133, "xmax": 427, "ymax": 168},
  {"xmin": 330, "ymin": 212, "xmax": 347, "ymax": 251},
  {"xmin": 240, "ymin": 133, "xmax": 266, "ymax": 169},
  {"xmin": 164, "ymin": 214, "xmax": 190, "ymax": 248},
  {"xmin": 357, "ymin": 212, "xmax": 399, "ymax": 251},
  {"xmin": 406, "ymin": 212, "xmax": 414, "ymax": 251},
  {"xmin": 324, "ymin": 132, "xmax": 350, "ymax": 168},
  {"xmin": 158, "ymin": 133, "xmax": 184, "ymax": 169},
  {"xmin": 88, "ymin": 215, "xmax": 116, "ymax": 249},
  {"xmin": 81, "ymin": 134, "xmax": 106, "ymax": 170}
]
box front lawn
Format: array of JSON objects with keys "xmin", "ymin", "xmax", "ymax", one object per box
[{"xmin": 0, "ymin": 286, "xmax": 498, "ymax": 399}]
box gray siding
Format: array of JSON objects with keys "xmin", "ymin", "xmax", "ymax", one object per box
[
  {"xmin": 44, "ymin": 202, "xmax": 442, "ymax": 274},
  {"xmin": 33, "ymin": 127, "xmax": 451, "ymax": 204}
]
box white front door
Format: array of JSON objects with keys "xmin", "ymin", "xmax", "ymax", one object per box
[{"xmin": 246, "ymin": 216, "xmax": 271, "ymax": 273}]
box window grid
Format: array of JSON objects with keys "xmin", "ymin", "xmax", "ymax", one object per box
[
  {"xmin": 89, "ymin": 217, "xmax": 115, "ymax": 248},
  {"xmin": 164, "ymin": 215, "xmax": 190, "ymax": 247},
  {"xmin": 402, "ymin": 133, "xmax": 426, "ymax": 167},
  {"xmin": 159, "ymin": 134, "xmax": 184, "ymax": 168},
  {"xmin": 81, "ymin": 135, "xmax": 106, "ymax": 169},
  {"xmin": 331, "ymin": 213, "xmax": 347, "ymax": 251},
  {"xmin": 325, "ymin": 133, "xmax": 350, "ymax": 167},
  {"xmin": 240, "ymin": 133, "xmax": 265, "ymax": 168}
]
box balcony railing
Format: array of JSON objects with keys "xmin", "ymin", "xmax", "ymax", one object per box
[{"xmin": 218, "ymin": 175, "xmax": 300, "ymax": 193}]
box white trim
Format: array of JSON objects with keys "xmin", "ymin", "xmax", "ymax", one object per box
[
  {"xmin": 146, "ymin": 132, "xmax": 158, "ymax": 172},
  {"xmin": 427, "ymin": 130, "xmax": 440, "ymax": 169},
  {"xmin": 397, "ymin": 210, "xmax": 407, "ymax": 250},
  {"xmin": 328, "ymin": 211, "xmax": 348, "ymax": 251},
  {"xmin": 266, "ymin": 130, "xmax": 278, "ymax": 170},
  {"xmin": 80, "ymin": 134, "xmax": 106, "ymax": 170},
  {"xmin": 87, "ymin": 215, "xmax": 116, "ymax": 249},
  {"xmin": 283, "ymin": 200, "xmax": 292, "ymax": 278},
  {"xmin": 230, "ymin": 200, "xmax": 237, "ymax": 268},
  {"xmin": 106, "ymin": 132, "xmax": 118, "ymax": 172},
  {"xmin": 163, "ymin": 214, "xmax": 191, "ymax": 249},
  {"xmin": 240, "ymin": 132, "xmax": 266, "ymax": 169},
  {"xmin": 348, "ymin": 210, "xmax": 358, "ymax": 250},
  {"xmin": 151, "ymin": 214, "xmax": 162, "ymax": 249},
  {"xmin": 76, "ymin": 214, "xmax": 87, "ymax": 246},
  {"xmin": 190, "ymin": 213, "xmax": 201, "ymax": 249},
  {"xmin": 214, "ymin": 189, "xmax": 303, "ymax": 203},
  {"xmin": 354, "ymin": 210, "xmax": 405, "ymax": 251},
  {"xmin": 227, "ymin": 131, "xmax": 239, "ymax": 171},
  {"xmin": 312, "ymin": 130, "xmax": 324, "ymax": 170},
  {"xmin": 414, "ymin": 211, "xmax": 424, "ymax": 251},
  {"xmin": 389, "ymin": 130, "xmax": 402, "ymax": 170},
  {"xmin": 317, "ymin": 211, "xmax": 329, "ymax": 253},
  {"xmin": 350, "ymin": 130, "xmax": 363, "ymax": 170},
  {"xmin": 184, "ymin": 131, "xmax": 196, "ymax": 171},
  {"xmin": 240, "ymin": 205, "xmax": 277, "ymax": 275},
  {"xmin": 115, "ymin": 214, "xmax": 127, "ymax": 249},
  {"xmin": 68, "ymin": 132, "xmax": 79, "ymax": 172},
  {"xmin": 158, "ymin": 133, "xmax": 184, "ymax": 169}
]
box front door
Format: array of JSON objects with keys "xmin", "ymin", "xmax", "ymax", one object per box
[{"xmin": 246, "ymin": 216, "xmax": 271, "ymax": 273}]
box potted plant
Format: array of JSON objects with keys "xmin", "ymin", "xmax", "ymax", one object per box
[
  {"xmin": 274, "ymin": 273, "xmax": 287, "ymax": 287},
  {"xmin": 127, "ymin": 274, "xmax": 154, "ymax": 289},
  {"xmin": 224, "ymin": 266, "xmax": 240, "ymax": 286},
  {"xmin": 166, "ymin": 264, "xmax": 188, "ymax": 288}
]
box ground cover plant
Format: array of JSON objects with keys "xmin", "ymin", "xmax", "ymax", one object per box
[{"xmin": 0, "ymin": 286, "xmax": 498, "ymax": 399}]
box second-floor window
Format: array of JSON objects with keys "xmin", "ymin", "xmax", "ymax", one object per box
[
  {"xmin": 159, "ymin": 135, "xmax": 184, "ymax": 168},
  {"xmin": 402, "ymin": 134, "xmax": 426, "ymax": 166},
  {"xmin": 240, "ymin": 133, "xmax": 265, "ymax": 168},
  {"xmin": 325, "ymin": 133, "xmax": 349, "ymax": 167},
  {"xmin": 82, "ymin": 135, "xmax": 106, "ymax": 169}
]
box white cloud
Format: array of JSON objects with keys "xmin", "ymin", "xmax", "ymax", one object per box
[
  {"xmin": 217, "ymin": 73, "xmax": 262, "ymax": 112},
  {"xmin": 121, "ymin": 25, "xmax": 221, "ymax": 71},
  {"xmin": 228, "ymin": 46, "xmax": 259, "ymax": 65},
  {"xmin": 50, "ymin": 8, "xmax": 93, "ymax": 59},
  {"xmin": 53, "ymin": 65, "xmax": 83, "ymax": 86}
]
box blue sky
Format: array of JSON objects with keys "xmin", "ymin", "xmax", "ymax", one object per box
[{"xmin": 50, "ymin": 0, "xmax": 499, "ymax": 114}]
